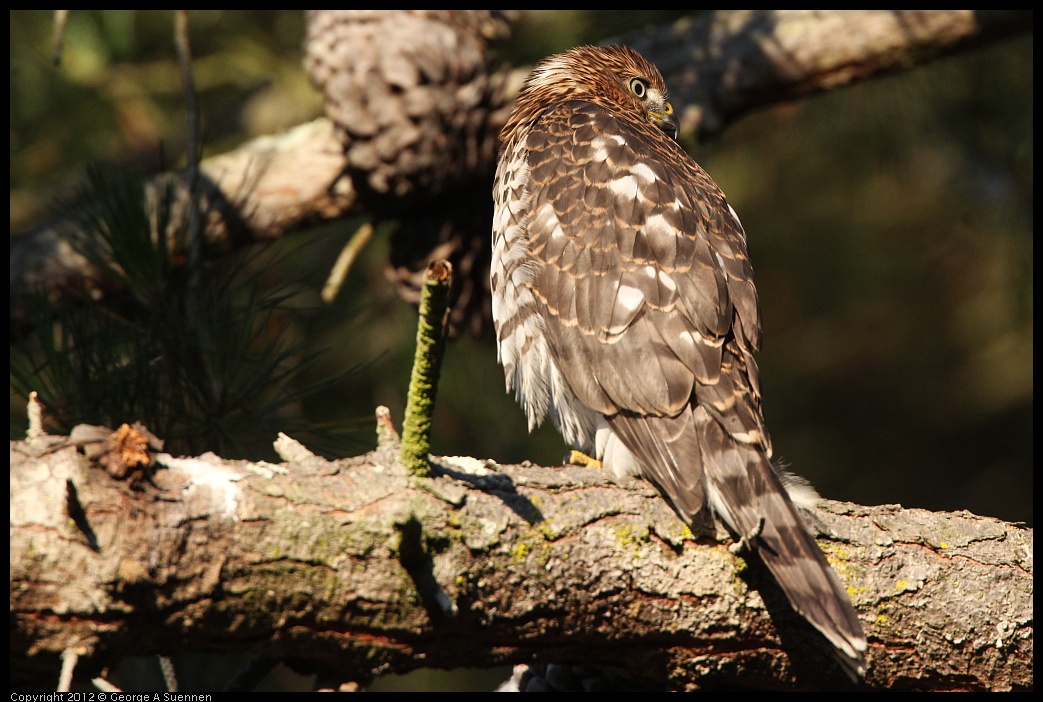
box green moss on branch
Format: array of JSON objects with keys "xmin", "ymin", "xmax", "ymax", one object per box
[{"xmin": 399, "ymin": 260, "xmax": 452, "ymax": 477}]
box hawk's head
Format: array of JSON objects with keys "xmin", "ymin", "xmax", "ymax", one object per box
[{"xmin": 506, "ymin": 45, "xmax": 680, "ymax": 144}]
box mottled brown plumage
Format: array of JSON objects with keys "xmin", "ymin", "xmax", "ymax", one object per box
[{"xmin": 492, "ymin": 45, "xmax": 866, "ymax": 677}]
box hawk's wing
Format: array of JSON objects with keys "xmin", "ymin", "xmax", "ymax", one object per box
[
  {"xmin": 518, "ymin": 99, "xmax": 867, "ymax": 674},
  {"xmin": 522, "ymin": 99, "xmax": 768, "ymax": 458}
]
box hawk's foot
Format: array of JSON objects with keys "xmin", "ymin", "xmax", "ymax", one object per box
[
  {"xmin": 565, "ymin": 450, "xmax": 602, "ymax": 469},
  {"xmin": 729, "ymin": 516, "xmax": 766, "ymax": 555}
]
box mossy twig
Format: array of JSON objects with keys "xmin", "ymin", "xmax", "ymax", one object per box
[{"xmin": 399, "ymin": 260, "xmax": 452, "ymax": 476}]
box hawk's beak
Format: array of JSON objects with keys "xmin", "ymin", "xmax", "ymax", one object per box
[{"xmin": 651, "ymin": 103, "xmax": 679, "ymax": 140}]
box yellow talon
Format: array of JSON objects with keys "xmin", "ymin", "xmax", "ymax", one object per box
[{"xmin": 567, "ymin": 450, "xmax": 602, "ymax": 469}]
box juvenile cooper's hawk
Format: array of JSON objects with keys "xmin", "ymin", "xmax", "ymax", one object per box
[{"xmin": 491, "ymin": 45, "xmax": 867, "ymax": 678}]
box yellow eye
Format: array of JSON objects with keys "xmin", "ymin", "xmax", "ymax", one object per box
[{"xmin": 629, "ymin": 77, "xmax": 648, "ymax": 100}]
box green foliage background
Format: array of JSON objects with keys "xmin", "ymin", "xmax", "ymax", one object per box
[{"xmin": 8, "ymin": 9, "xmax": 1033, "ymax": 692}]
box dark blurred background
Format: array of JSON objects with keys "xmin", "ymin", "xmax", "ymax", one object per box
[
  {"xmin": 10, "ymin": 9, "xmax": 1032, "ymax": 521},
  {"xmin": 12, "ymin": 15, "xmax": 1030, "ymax": 525},
  {"xmin": 9, "ymin": 9, "xmax": 1032, "ymax": 692}
]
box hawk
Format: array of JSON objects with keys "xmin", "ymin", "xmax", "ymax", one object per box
[{"xmin": 491, "ymin": 45, "xmax": 867, "ymax": 678}]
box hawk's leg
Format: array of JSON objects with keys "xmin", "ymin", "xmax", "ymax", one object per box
[
  {"xmin": 565, "ymin": 450, "xmax": 602, "ymax": 469},
  {"xmin": 728, "ymin": 515, "xmax": 766, "ymax": 555}
]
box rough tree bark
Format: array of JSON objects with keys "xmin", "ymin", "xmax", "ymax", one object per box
[{"xmin": 10, "ymin": 425, "xmax": 1033, "ymax": 691}]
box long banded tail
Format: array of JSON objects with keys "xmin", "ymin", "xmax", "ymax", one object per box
[{"xmin": 697, "ymin": 409, "xmax": 867, "ymax": 679}]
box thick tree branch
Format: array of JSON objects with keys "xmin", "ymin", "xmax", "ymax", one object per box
[
  {"xmin": 10, "ymin": 431, "xmax": 1032, "ymax": 691},
  {"xmin": 625, "ymin": 9, "xmax": 1031, "ymax": 136},
  {"xmin": 10, "ymin": 10, "xmax": 1031, "ymax": 329}
]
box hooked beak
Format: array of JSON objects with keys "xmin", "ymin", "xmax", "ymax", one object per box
[{"xmin": 651, "ymin": 102, "xmax": 679, "ymax": 140}]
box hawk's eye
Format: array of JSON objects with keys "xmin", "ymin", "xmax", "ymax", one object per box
[{"xmin": 629, "ymin": 77, "xmax": 648, "ymax": 100}]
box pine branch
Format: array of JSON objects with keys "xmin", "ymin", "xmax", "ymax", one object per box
[{"xmin": 10, "ymin": 431, "xmax": 1032, "ymax": 691}]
